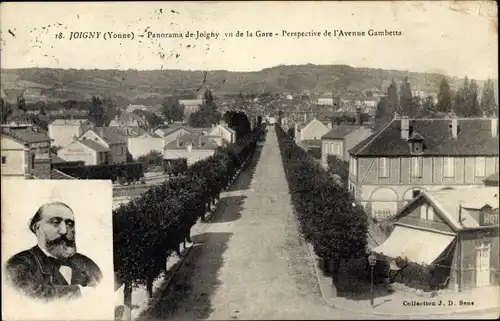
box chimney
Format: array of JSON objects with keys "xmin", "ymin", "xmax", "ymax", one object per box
[
  {"xmin": 176, "ymin": 136, "xmax": 180, "ymax": 148},
  {"xmin": 492, "ymin": 117, "xmax": 498, "ymax": 138},
  {"xmin": 355, "ymin": 107, "xmax": 362, "ymax": 126},
  {"xmin": 303, "ymin": 113, "xmax": 307, "ymax": 122},
  {"xmin": 401, "ymin": 116, "xmax": 410, "ymax": 140},
  {"xmin": 450, "ymin": 116, "xmax": 458, "ymax": 138}
]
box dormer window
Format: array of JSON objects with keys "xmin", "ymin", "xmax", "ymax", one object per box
[{"xmin": 408, "ymin": 131, "xmax": 425, "ymax": 155}]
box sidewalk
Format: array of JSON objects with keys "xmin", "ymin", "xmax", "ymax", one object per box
[{"xmin": 307, "ymin": 243, "xmax": 500, "ymax": 317}]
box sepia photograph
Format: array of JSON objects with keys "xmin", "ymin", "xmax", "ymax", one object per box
[
  {"xmin": 1, "ymin": 180, "xmax": 114, "ymax": 320},
  {"xmin": 0, "ymin": 1, "xmax": 499, "ymax": 320}
]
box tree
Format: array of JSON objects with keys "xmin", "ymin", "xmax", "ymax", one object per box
[
  {"xmin": 480, "ymin": 79, "xmax": 498, "ymax": 116},
  {"xmin": 88, "ymin": 96, "xmax": 106, "ymax": 126},
  {"xmin": 163, "ymin": 96, "xmax": 185, "ymax": 122},
  {"xmin": 399, "ymin": 76, "xmax": 414, "ymax": 117},
  {"xmin": 203, "ymin": 89, "xmax": 215, "ymax": 110},
  {"xmin": 39, "ymin": 102, "xmax": 47, "ymax": 116},
  {"xmin": 386, "ymin": 79, "xmax": 399, "ymax": 116},
  {"xmin": 436, "ymin": 78, "xmax": 452, "ymax": 114},
  {"xmin": 422, "ymin": 96, "xmax": 436, "ymax": 116},
  {"xmin": 455, "ymin": 77, "xmax": 481, "ymax": 117}
]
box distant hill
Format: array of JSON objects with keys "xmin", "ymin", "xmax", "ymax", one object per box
[{"xmin": 1, "ymin": 64, "xmax": 496, "ymax": 104}]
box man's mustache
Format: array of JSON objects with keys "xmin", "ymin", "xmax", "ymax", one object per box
[{"xmin": 46, "ymin": 236, "xmax": 76, "ymax": 247}]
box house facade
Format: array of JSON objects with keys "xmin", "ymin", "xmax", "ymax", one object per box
[
  {"xmin": 48, "ymin": 119, "xmax": 95, "ymax": 148},
  {"xmin": 294, "ymin": 117, "xmax": 331, "ymax": 144},
  {"xmin": 109, "ymin": 112, "xmax": 148, "ymax": 130},
  {"xmin": 57, "ymin": 139, "xmax": 109, "ymax": 165},
  {"xmin": 374, "ymin": 186, "xmax": 499, "ymax": 291},
  {"xmin": 1, "ymin": 127, "xmax": 52, "ymax": 179},
  {"xmin": 164, "ymin": 133, "xmax": 219, "ymax": 166},
  {"xmin": 179, "ymin": 99, "xmax": 203, "ymax": 116},
  {"xmin": 206, "ymin": 123, "xmax": 236, "ymax": 144},
  {"xmin": 79, "ymin": 127, "xmax": 128, "ymax": 164},
  {"xmin": 349, "ymin": 116, "xmax": 500, "ymax": 220},
  {"xmin": 127, "ymin": 132, "xmax": 164, "ymax": 159},
  {"xmin": 321, "ymin": 124, "xmax": 373, "ymax": 167}
]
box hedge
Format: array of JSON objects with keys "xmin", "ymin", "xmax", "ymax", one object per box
[
  {"xmin": 113, "ymin": 124, "xmax": 266, "ymax": 290},
  {"xmin": 275, "ymin": 125, "xmax": 368, "ymax": 270},
  {"xmin": 57, "ymin": 162, "xmax": 144, "ymax": 182}
]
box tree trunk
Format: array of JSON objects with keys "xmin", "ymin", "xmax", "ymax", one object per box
[
  {"xmin": 123, "ymin": 282, "xmax": 132, "ymax": 321},
  {"xmin": 146, "ymin": 274, "xmax": 153, "ymax": 298}
]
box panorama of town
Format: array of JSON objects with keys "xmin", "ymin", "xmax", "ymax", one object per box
[{"xmin": 1, "ymin": 67, "xmax": 499, "ymax": 319}]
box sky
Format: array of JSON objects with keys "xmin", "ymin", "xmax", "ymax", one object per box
[{"xmin": 0, "ymin": 1, "xmax": 498, "ymax": 80}]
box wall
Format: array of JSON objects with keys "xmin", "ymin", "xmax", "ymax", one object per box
[
  {"xmin": 208, "ymin": 125, "xmax": 234, "ymax": 144},
  {"xmin": 396, "ymin": 198, "xmax": 455, "ymax": 234},
  {"xmin": 58, "ymin": 142, "xmax": 98, "ymax": 165},
  {"xmin": 459, "ymin": 228, "xmax": 500, "ymax": 289},
  {"xmin": 109, "ymin": 143, "xmax": 127, "ymax": 164},
  {"xmin": 1, "ymin": 136, "xmax": 27, "ymax": 177},
  {"xmin": 321, "ymin": 139, "xmax": 344, "ymax": 168},
  {"xmin": 343, "ymin": 127, "xmax": 373, "ymax": 162},
  {"xmin": 48, "ymin": 124, "xmax": 83, "ymax": 148},
  {"xmin": 128, "ymin": 136, "xmax": 164, "ymax": 159},
  {"xmin": 164, "ymin": 149, "xmax": 215, "ymax": 166},
  {"xmin": 351, "ymin": 155, "xmax": 500, "ymax": 217}
]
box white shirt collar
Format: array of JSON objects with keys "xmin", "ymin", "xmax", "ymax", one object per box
[{"xmin": 39, "ymin": 245, "xmax": 57, "ymax": 259}]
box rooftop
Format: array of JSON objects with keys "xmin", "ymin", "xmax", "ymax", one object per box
[
  {"xmin": 422, "ymin": 186, "xmax": 498, "ymax": 229},
  {"xmin": 2, "ymin": 127, "xmax": 51, "ymax": 144},
  {"xmin": 321, "ymin": 125, "xmax": 357, "ymax": 139},
  {"xmin": 92, "ymin": 127, "xmax": 128, "ymax": 145},
  {"xmin": 349, "ymin": 117, "xmax": 499, "ymax": 156},
  {"xmin": 165, "ymin": 133, "xmax": 219, "ymax": 150},
  {"xmin": 79, "ymin": 139, "xmax": 110, "ymax": 152}
]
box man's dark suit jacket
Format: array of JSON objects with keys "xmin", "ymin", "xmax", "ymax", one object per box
[{"xmin": 4, "ymin": 245, "xmax": 103, "ymax": 301}]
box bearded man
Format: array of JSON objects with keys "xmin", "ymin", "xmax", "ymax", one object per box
[{"xmin": 4, "ymin": 202, "xmax": 102, "ymax": 301}]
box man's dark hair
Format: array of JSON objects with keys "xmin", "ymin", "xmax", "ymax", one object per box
[{"xmin": 29, "ymin": 202, "xmax": 73, "ymax": 234}]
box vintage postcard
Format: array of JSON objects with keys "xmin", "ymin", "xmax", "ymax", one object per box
[{"xmin": 1, "ymin": 1, "xmax": 499, "ymax": 320}]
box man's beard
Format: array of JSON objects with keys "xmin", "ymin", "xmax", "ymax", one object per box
[{"xmin": 45, "ymin": 236, "xmax": 77, "ymax": 259}]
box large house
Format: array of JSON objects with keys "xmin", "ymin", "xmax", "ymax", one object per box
[
  {"xmin": 127, "ymin": 131, "xmax": 164, "ymax": 159},
  {"xmin": 48, "ymin": 119, "xmax": 95, "ymax": 148},
  {"xmin": 57, "ymin": 138, "xmax": 110, "ymax": 165},
  {"xmin": 179, "ymin": 99, "xmax": 203, "ymax": 116},
  {"xmin": 1, "ymin": 126, "xmax": 52, "ymax": 179},
  {"xmin": 206, "ymin": 123, "xmax": 236, "ymax": 144},
  {"xmin": 374, "ymin": 185, "xmax": 499, "ymax": 291},
  {"xmin": 164, "ymin": 133, "xmax": 220, "ymax": 166},
  {"xmin": 348, "ymin": 115, "xmax": 500, "ymax": 220},
  {"xmin": 321, "ymin": 123, "xmax": 373, "ymax": 167},
  {"xmin": 294, "ymin": 117, "xmax": 331, "ymax": 146},
  {"xmin": 77, "ymin": 127, "xmax": 128, "ymax": 164}
]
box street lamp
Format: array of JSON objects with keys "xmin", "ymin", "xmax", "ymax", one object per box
[{"xmin": 368, "ymin": 252, "xmax": 377, "ymax": 307}]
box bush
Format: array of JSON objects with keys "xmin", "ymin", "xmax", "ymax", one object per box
[
  {"xmin": 275, "ymin": 125, "xmax": 368, "ymax": 270},
  {"xmin": 137, "ymin": 150, "xmax": 163, "ymax": 171},
  {"xmin": 57, "ymin": 162, "xmax": 144, "ymax": 182}
]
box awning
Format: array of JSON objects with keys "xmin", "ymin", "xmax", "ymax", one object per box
[{"xmin": 373, "ymin": 225, "xmax": 456, "ymax": 265}]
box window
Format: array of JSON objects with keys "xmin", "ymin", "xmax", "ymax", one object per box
[
  {"xmin": 420, "ymin": 205, "xmax": 428, "ymax": 219},
  {"xmin": 475, "ymin": 157, "xmax": 486, "ymax": 177},
  {"xmin": 1, "ymin": 156, "xmax": 6, "ymax": 164},
  {"xmin": 411, "ymin": 157, "xmax": 423, "ymax": 177},
  {"xmin": 443, "ymin": 157, "xmax": 455, "ymax": 178},
  {"xmin": 350, "ymin": 158, "xmax": 357, "ymax": 176},
  {"xmin": 420, "ymin": 204, "xmax": 435, "ymax": 221},
  {"xmin": 379, "ymin": 157, "xmax": 389, "ymax": 177},
  {"xmin": 427, "ymin": 207, "xmax": 435, "ymax": 220}
]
